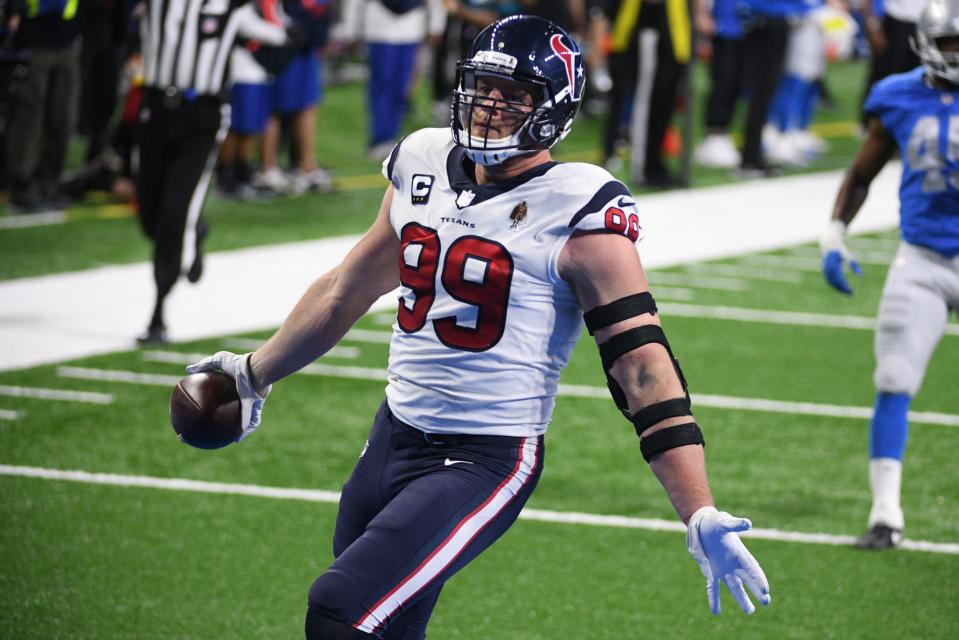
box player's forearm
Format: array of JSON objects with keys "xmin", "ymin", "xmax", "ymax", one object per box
[
  {"xmin": 610, "ymin": 343, "xmax": 688, "ymax": 423},
  {"xmin": 832, "ymin": 172, "xmax": 870, "ymax": 226},
  {"xmin": 650, "ymin": 445, "xmax": 714, "ymax": 524},
  {"xmin": 250, "ymin": 269, "xmax": 373, "ymax": 389}
]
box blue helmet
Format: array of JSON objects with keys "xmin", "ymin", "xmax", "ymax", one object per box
[{"xmin": 451, "ymin": 14, "xmax": 586, "ymax": 166}]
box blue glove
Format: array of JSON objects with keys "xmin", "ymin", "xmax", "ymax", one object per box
[
  {"xmin": 819, "ymin": 220, "xmax": 862, "ymax": 295},
  {"xmin": 822, "ymin": 250, "xmax": 862, "ymax": 295}
]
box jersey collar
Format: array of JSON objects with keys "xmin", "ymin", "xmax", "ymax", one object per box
[{"xmin": 446, "ymin": 146, "xmax": 557, "ymax": 210}]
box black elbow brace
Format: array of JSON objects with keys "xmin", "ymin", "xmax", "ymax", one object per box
[
  {"xmin": 585, "ymin": 293, "xmax": 699, "ymax": 454},
  {"xmin": 639, "ymin": 422, "xmax": 705, "ymax": 462}
]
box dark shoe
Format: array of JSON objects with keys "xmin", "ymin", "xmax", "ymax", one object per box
[
  {"xmin": 7, "ymin": 200, "xmax": 57, "ymax": 215},
  {"xmin": 136, "ymin": 325, "xmax": 168, "ymax": 345},
  {"xmin": 855, "ymin": 524, "xmax": 902, "ymax": 550},
  {"xmin": 637, "ymin": 171, "xmax": 685, "ymax": 189},
  {"xmin": 186, "ymin": 220, "xmax": 209, "ymax": 283}
]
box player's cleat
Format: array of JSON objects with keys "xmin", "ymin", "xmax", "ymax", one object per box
[
  {"xmin": 855, "ymin": 524, "xmax": 902, "ymax": 550},
  {"xmin": 137, "ymin": 325, "xmax": 169, "ymax": 346}
]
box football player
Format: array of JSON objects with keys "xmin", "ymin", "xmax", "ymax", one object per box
[
  {"xmin": 191, "ymin": 15, "xmax": 770, "ymax": 638},
  {"xmin": 820, "ymin": 0, "xmax": 959, "ymax": 550}
]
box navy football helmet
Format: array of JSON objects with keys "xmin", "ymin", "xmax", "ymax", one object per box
[
  {"xmin": 451, "ymin": 15, "xmax": 586, "ymax": 166},
  {"xmin": 914, "ymin": 0, "xmax": 959, "ymax": 85}
]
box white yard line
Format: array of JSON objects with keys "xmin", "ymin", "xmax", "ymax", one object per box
[
  {"xmin": 0, "ymin": 384, "xmax": 113, "ymax": 404},
  {"xmin": 223, "ymin": 340, "xmax": 361, "ymax": 359},
  {"xmin": 786, "ymin": 245, "xmax": 896, "ymax": 264},
  {"xmin": 647, "ymin": 272, "xmax": 749, "ymax": 291},
  {"xmin": 341, "ymin": 328, "xmax": 393, "ymax": 344},
  {"xmin": 682, "ymin": 263, "xmax": 805, "ymax": 283},
  {"xmin": 645, "ymin": 286, "xmax": 694, "ymax": 301},
  {"xmin": 659, "ymin": 302, "xmax": 959, "ymax": 336},
  {"xmin": 57, "ymin": 366, "xmax": 181, "ymax": 387},
  {"xmin": 0, "ymin": 409, "xmax": 22, "ymax": 420},
  {"xmin": 1, "ymin": 464, "xmax": 955, "ymax": 555},
  {"xmin": 53, "ymin": 364, "xmax": 959, "ymax": 427}
]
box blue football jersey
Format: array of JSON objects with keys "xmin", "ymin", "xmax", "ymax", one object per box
[{"xmin": 865, "ymin": 67, "xmax": 959, "ymax": 257}]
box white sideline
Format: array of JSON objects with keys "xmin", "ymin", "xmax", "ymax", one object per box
[
  {"xmin": 0, "ymin": 166, "xmax": 904, "ymax": 372},
  {"xmin": 1, "ymin": 464, "xmax": 956, "ymax": 555},
  {"xmin": 0, "ymin": 409, "xmax": 21, "ymax": 420},
  {"xmin": 57, "ymin": 363, "xmax": 959, "ymax": 427}
]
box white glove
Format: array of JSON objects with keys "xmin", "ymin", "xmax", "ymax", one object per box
[
  {"xmin": 186, "ymin": 351, "xmax": 271, "ymax": 442},
  {"xmin": 686, "ymin": 506, "xmax": 771, "ymax": 615}
]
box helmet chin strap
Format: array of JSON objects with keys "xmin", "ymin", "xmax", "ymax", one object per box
[{"xmin": 464, "ymin": 146, "xmax": 535, "ymax": 166}]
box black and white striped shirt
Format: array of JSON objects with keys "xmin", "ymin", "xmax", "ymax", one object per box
[{"xmin": 140, "ymin": 0, "xmax": 288, "ymax": 96}]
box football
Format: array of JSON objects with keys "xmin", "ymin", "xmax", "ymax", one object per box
[{"xmin": 169, "ymin": 371, "xmax": 242, "ymax": 449}]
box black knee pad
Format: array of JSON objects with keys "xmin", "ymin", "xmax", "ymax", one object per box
[{"xmin": 305, "ymin": 607, "xmax": 373, "ymax": 640}]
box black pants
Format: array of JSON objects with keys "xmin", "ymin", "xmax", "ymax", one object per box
[
  {"xmin": 740, "ymin": 17, "xmax": 789, "ymax": 167},
  {"xmin": 5, "ymin": 44, "xmax": 78, "ymax": 205},
  {"xmin": 78, "ymin": 22, "xmax": 122, "ymax": 163},
  {"xmin": 136, "ymin": 90, "xmax": 227, "ymax": 330},
  {"xmin": 602, "ymin": 3, "xmax": 685, "ymax": 180},
  {"xmin": 704, "ymin": 36, "xmax": 745, "ymax": 130},
  {"xmin": 860, "ymin": 15, "xmax": 920, "ymax": 124}
]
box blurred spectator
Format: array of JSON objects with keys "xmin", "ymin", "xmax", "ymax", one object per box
[
  {"xmin": 859, "ymin": 0, "xmax": 923, "ymax": 124},
  {"xmin": 77, "ymin": 0, "xmax": 129, "ymax": 165},
  {"xmin": 3, "ymin": 0, "xmax": 81, "ymax": 213},
  {"xmin": 334, "ymin": 0, "xmax": 447, "ymax": 159},
  {"xmin": 225, "ymin": 0, "xmax": 297, "ymax": 197},
  {"xmin": 765, "ymin": 1, "xmax": 857, "ymax": 167},
  {"xmin": 598, "ymin": 0, "xmax": 694, "ymax": 188},
  {"xmin": 432, "ymin": 1, "xmax": 525, "ymax": 123},
  {"xmin": 736, "ymin": 0, "xmax": 807, "ymax": 177},
  {"xmin": 59, "ymin": 52, "xmax": 142, "ymax": 204},
  {"xmin": 692, "ymin": 0, "xmax": 744, "ymax": 169},
  {"xmin": 220, "ymin": 0, "xmax": 285, "ymax": 200},
  {"xmin": 526, "ymin": 0, "xmax": 585, "ymax": 33},
  {"xmin": 256, "ymin": 0, "xmax": 334, "ymax": 195}
]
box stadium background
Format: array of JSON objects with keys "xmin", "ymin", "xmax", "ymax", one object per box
[{"xmin": 1, "ymin": 43, "xmax": 958, "ymax": 640}]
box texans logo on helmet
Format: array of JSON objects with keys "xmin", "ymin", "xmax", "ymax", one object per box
[{"xmin": 549, "ymin": 34, "xmax": 582, "ymax": 102}]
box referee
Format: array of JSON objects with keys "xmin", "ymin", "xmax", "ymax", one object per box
[{"xmin": 135, "ymin": 0, "xmax": 291, "ymax": 344}]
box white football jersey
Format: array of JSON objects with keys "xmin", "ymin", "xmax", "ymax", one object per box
[{"xmin": 382, "ymin": 128, "xmax": 643, "ymax": 437}]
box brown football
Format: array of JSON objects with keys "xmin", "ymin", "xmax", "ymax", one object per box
[{"xmin": 169, "ymin": 371, "xmax": 242, "ymax": 449}]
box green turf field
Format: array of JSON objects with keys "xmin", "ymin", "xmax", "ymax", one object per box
[
  {"xmin": 3, "ymin": 59, "xmax": 959, "ymax": 638},
  {"xmin": 2, "ymin": 226, "xmax": 958, "ymax": 639}
]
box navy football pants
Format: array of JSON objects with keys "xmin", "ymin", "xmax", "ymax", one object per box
[{"xmin": 307, "ymin": 401, "xmax": 544, "ymax": 638}]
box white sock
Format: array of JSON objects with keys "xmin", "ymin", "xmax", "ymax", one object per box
[{"xmin": 867, "ymin": 457, "xmax": 904, "ymax": 530}]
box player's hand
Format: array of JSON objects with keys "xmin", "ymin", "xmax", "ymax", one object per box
[
  {"xmin": 186, "ymin": 351, "xmax": 271, "ymax": 440},
  {"xmin": 686, "ymin": 506, "xmax": 771, "ymax": 615},
  {"xmin": 819, "ymin": 219, "xmax": 862, "ymax": 295}
]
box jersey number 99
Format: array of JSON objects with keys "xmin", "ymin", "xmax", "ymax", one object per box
[{"xmin": 398, "ymin": 223, "xmax": 514, "ymax": 352}]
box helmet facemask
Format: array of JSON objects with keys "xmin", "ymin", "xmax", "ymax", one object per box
[
  {"xmin": 914, "ymin": 0, "xmax": 959, "ymax": 85},
  {"xmin": 452, "ymin": 66, "xmax": 556, "ymax": 166},
  {"xmin": 915, "ymin": 32, "xmax": 959, "ymax": 84}
]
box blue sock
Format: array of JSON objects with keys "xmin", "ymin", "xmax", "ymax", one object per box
[
  {"xmin": 797, "ymin": 78, "xmax": 819, "ymax": 131},
  {"xmin": 869, "ymin": 392, "xmax": 911, "ymax": 460},
  {"xmin": 767, "ymin": 78, "xmax": 790, "ymax": 131}
]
